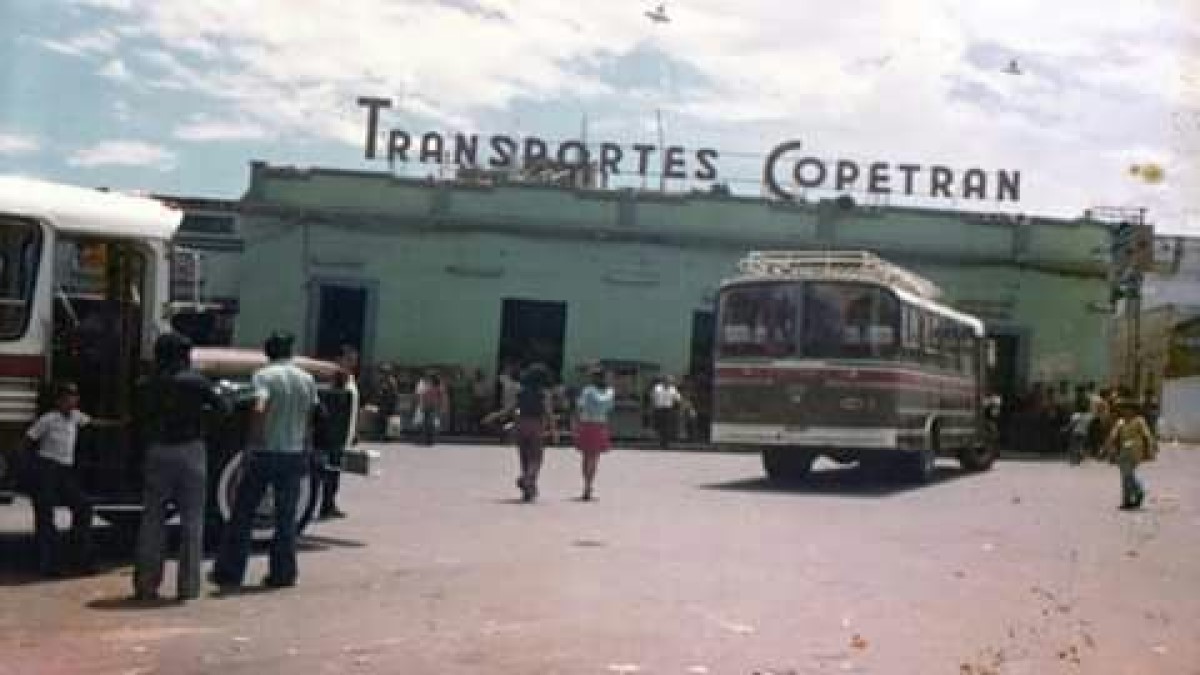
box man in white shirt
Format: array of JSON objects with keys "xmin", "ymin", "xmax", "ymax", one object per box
[
  {"xmin": 652, "ymin": 376, "xmax": 682, "ymax": 449},
  {"xmin": 212, "ymin": 332, "xmax": 319, "ymax": 590},
  {"xmin": 499, "ymin": 363, "xmax": 520, "ymax": 412},
  {"xmin": 25, "ymin": 382, "xmax": 93, "ymax": 576}
]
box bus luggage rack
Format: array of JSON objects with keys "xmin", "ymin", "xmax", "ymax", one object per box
[{"xmin": 736, "ymin": 250, "xmax": 943, "ymax": 300}]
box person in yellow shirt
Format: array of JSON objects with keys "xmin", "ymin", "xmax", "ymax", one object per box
[{"xmin": 1104, "ymin": 399, "xmax": 1157, "ymax": 510}]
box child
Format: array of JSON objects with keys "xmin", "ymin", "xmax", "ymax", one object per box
[
  {"xmin": 1104, "ymin": 398, "xmax": 1157, "ymax": 510},
  {"xmin": 26, "ymin": 382, "xmax": 93, "ymax": 576}
]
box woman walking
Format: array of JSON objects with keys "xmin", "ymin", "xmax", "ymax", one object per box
[
  {"xmin": 514, "ymin": 364, "xmax": 552, "ymax": 502},
  {"xmin": 574, "ymin": 367, "xmax": 615, "ymax": 501},
  {"xmin": 1104, "ymin": 397, "xmax": 1157, "ymax": 510}
]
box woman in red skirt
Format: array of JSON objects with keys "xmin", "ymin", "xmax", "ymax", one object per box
[{"xmin": 574, "ymin": 367, "xmax": 616, "ymax": 501}]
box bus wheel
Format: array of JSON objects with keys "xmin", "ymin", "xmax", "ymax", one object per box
[
  {"xmin": 762, "ymin": 449, "xmax": 814, "ymax": 482},
  {"xmin": 958, "ymin": 439, "xmax": 998, "ymax": 472},
  {"xmin": 213, "ymin": 452, "xmax": 321, "ymax": 542}
]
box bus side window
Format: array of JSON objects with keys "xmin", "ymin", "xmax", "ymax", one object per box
[
  {"xmin": 962, "ymin": 331, "xmax": 976, "ymax": 376},
  {"xmin": 922, "ymin": 313, "xmax": 938, "ymax": 365},
  {"xmin": 952, "ymin": 324, "xmax": 965, "ymax": 373},
  {"xmin": 901, "ymin": 307, "xmax": 919, "ymax": 362}
]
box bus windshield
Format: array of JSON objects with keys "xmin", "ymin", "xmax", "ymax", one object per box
[
  {"xmin": 0, "ymin": 216, "xmax": 41, "ymax": 341},
  {"xmin": 717, "ymin": 284, "xmax": 798, "ymax": 357},
  {"xmin": 802, "ymin": 282, "xmax": 899, "ymax": 359},
  {"xmin": 718, "ymin": 281, "xmax": 900, "ymax": 359}
]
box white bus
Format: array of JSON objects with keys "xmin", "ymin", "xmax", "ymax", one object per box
[{"xmin": 712, "ymin": 251, "xmax": 997, "ymax": 483}]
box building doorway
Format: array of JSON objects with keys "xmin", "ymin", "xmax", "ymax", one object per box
[
  {"xmin": 312, "ymin": 282, "xmax": 372, "ymax": 362},
  {"xmin": 497, "ymin": 298, "xmax": 567, "ymax": 378},
  {"xmin": 986, "ymin": 334, "xmax": 1020, "ymax": 401},
  {"xmin": 687, "ymin": 310, "xmax": 716, "ymax": 441}
]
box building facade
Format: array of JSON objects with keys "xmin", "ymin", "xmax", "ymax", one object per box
[{"xmin": 222, "ymin": 162, "xmax": 1114, "ymax": 400}]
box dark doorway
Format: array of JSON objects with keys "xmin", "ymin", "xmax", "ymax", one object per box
[
  {"xmin": 687, "ymin": 310, "xmax": 716, "ymax": 441},
  {"xmin": 497, "ymin": 298, "xmax": 567, "ymax": 378},
  {"xmin": 314, "ymin": 284, "xmax": 369, "ymax": 361},
  {"xmin": 986, "ymin": 334, "xmax": 1019, "ymax": 401}
]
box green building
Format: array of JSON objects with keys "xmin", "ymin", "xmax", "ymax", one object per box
[{"xmin": 230, "ymin": 161, "xmax": 1113, "ymax": 397}]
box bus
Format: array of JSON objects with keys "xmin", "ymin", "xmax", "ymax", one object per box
[
  {"xmin": 711, "ymin": 250, "xmax": 996, "ymax": 483},
  {"xmin": 0, "ymin": 176, "xmax": 345, "ymax": 537}
]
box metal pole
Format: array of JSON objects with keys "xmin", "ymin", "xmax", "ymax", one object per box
[
  {"xmin": 656, "ymin": 109, "xmax": 666, "ymax": 192},
  {"xmin": 1132, "ymin": 282, "xmax": 1142, "ymax": 393}
]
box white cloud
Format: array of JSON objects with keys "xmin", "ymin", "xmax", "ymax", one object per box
[
  {"xmin": 112, "ymin": 99, "xmax": 132, "ymax": 123},
  {"xmin": 100, "ymin": 58, "xmax": 132, "ymax": 82},
  {"xmin": 0, "ymin": 132, "xmax": 39, "ymax": 156},
  {"xmin": 39, "ymin": 29, "xmax": 120, "ymax": 57},
  {"xmin": 70, "ymin": 0, "xmax": 135, "ymax": 10},
  {"xmin": 173, "ymin": 118, "xmax": 270, "ymax": 142},
  {"xmin": 67, "ymin": 140, "xmax": 176, "ymax": 171},
  {"xmin": 36, "ymin": 0, "xmax": 1191, "ymax": 229}
]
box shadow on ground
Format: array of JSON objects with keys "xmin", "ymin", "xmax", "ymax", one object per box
[
  {"xmin": 0, "ymin": 524, "xmax": 134, "ymax": 587},
  {"xmin": 0, "ymin": 520, "xmax": 363, "ymax": 587},
  {"xmin": 698, "ymin": 462, "xmax": 976, "ymax": 498}
]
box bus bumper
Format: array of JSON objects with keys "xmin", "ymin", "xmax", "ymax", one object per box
[{"xmin": 711, "ymin": 423, "xmax": 899, "ymax": 449}]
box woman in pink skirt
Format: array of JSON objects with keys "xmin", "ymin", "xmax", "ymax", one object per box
[{"xmin": 574, "ymin": 367, "xmax": 616, "ymax": 501}]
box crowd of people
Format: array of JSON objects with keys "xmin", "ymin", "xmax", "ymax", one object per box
[
  {"xmin": 993, "ymin": 380, "xmax": 1161, "ymax": 456},
  {"xmin": 355, "ymin": 362, "xmax": 706, "ymax": 447},
  {"xmin": 23, "ymin": 330, "xmax": 355, "ymax": 603},
  {"xmin": 991, "ymin": 380, "xmax": 1161, "ymax": 510},
  {"xmin": 22, "ymin": 338, "xmax": 1165, "ymax": 601}
]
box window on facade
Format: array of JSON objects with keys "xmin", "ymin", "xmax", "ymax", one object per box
[
  {"xmin": 717, "ymin": 283, "xmax": 798, "ymax": 358},
  {"xmin": 0, "ymin": 216, "xmax": 41, "ymax": 341},
  {"xmin": 801, "ymin": 282, "xmax": 899, "ymax": 359}
]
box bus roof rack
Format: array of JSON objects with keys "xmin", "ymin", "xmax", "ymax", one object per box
[{"xmin": 734, "ymin": 250, "xmax": 943, "ymax": 300}]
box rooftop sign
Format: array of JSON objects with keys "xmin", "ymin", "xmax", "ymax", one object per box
[{"xmin": 358, "ymin": 97, "xmax": 1021, "ymax": 203}]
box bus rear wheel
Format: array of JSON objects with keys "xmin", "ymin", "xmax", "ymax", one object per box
[
  {"xmin": 958, "ymin": 439, "xmax": 997, "ymax": 472},
  {"xmin": 762, "ymin": 449, "xmax": 815, "ymax": 482}
]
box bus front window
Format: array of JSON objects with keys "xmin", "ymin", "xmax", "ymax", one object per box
[
  {"xmin": 0, "ymin": 216, "xmax": 41, "ymax": 341},
  {"xmin": 802, "ymin": 283, "xmax": 899, "ymax": 359},
  {"xmin": 718, "ymin": 284, "xmax": 798, "ymax": 358}
]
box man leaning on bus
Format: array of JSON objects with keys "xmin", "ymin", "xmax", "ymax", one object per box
[{"xmin": 211, "ymin": 332, "xmax": 319, "ymax": 591}]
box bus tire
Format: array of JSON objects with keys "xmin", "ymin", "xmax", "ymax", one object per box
[
  {"xmin": 958, "ymin": 431, "xmax": 998, "ymax": 472},
  {"xmin": 762, "ymin": 448, "xmax": 814, "ymax": 482},
  {"xmin": 212, "ymin": 451, "xmax": 321, "ymax": 543}
]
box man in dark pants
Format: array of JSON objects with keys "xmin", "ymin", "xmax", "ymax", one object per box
[
  {"xmin": 133, "ymin": 332, "xmax": 230, "ymax": 602},
  {"xmin": 26, "ymin": 382, "xmax": 93, "ymax": 576},
  {"xmin": 651, "ymin": 377, "xmax": 681, "ymax": 449},
  {"xmin": 212, "ymin": 332, "xmax": 318, "ymax": 590},
  {"xmin": 316, "ymin": 369, "xmax": 353, "ymax": 519}
]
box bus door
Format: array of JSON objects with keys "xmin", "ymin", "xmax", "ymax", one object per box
[
  {"xmin": 0, "ymin": 215, "xmax": 43, "ymax": 490},
  {"xmin": 51, "ymin": 236, "xmax": 148, "ymax": 500}
]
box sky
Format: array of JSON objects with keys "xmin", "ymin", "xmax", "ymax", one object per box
[{"xmin": 0, "ymin": 0, "xmax": 1197, "ymax": 233}]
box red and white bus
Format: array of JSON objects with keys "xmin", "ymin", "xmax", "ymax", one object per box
[
  {"xmin": 0, "ymin": 176, "xmax": 349, "ymax": 536},
  {"xmin": 712, "ymin": 251, "xmax": 996, "ymax": 483}
]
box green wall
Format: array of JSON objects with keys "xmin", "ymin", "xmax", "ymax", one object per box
[{"xmin": 233, "ymin": 163, "xmax": 1113, "ymax": 386}]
